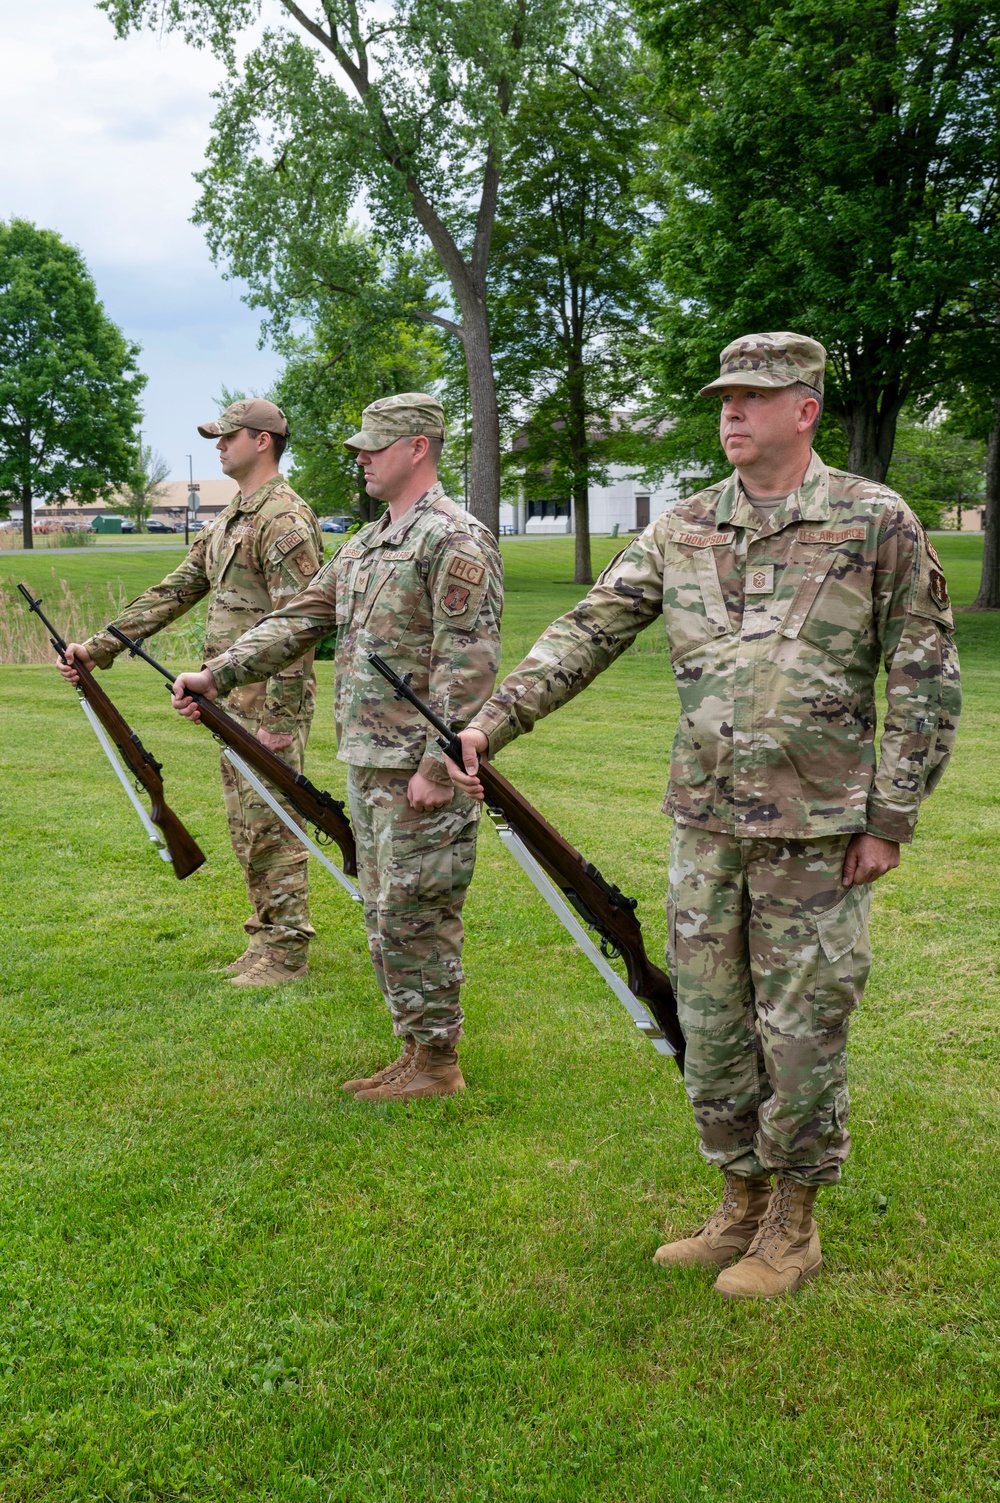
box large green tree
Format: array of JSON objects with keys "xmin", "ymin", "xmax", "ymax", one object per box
[
  {"xmin": 119, "ymin": 443, "xmax": 170, "ymax": 532},
  {"xmin": 273, "ymin": 246, "xmax": 450, "ymax": 522},
  {"xmin": 0, "ymin": 220, "xmax": 145, "ymax": 549},
  {"xmin": 639, "ymin": 0, "xmax": 1000, "ymax": 482},
  {"xmin": 488, "ymin": 35, "xmax": 654, "ymax": 584},
  {"xmin": 100, "ymin": 0, "xmax": 573, "ymax": 537}
]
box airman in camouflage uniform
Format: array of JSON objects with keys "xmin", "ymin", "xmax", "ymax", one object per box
[
  {"xmin": 65, "ymin": 400, "xmax": 323, "ymax": 987},
  {"xmin": 450, "ymin": 334, "xmax": 961, "ymax": 1297},
  {"xmin": 172, "ymin": 394, "xmax": 503, "ymax": 1099}
]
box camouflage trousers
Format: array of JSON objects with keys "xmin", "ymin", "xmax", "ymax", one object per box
[
  {"xmin": 219, "ymin": 713, "xmax": 315, "ymax": 965},
  {"xmin": 347, "ymin": 766, "xmax": 480, "ymax": 1046},
  {"xmin": 667, "ymin": 825, "xmax": 873, "ymax": 1186}
]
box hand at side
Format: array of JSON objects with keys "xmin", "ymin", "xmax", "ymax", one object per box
[{"xmin": 842, "ymin": 833, "xmax": 900, "ymax": 887}]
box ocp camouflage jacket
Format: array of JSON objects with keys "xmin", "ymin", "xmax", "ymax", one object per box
[
  {"xmin": 85, "ymin": 476, "xmax": 323, "ymax": 733},
  {"xmin": 206, "ymin": 483, "xmax": 504, "ymax": 783},
  {"xmin": 470, "ymin": 454, "xmax": 961, "ymax": 842}
]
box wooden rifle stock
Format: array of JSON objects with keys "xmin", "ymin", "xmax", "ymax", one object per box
[
  {"xmin": 108, "ymin": 627, "xmax": 358, "ymax": 879},
  {"xmin": 366, "ymin": 651, "xmax": 684, "ymax": 1067},
  {"xmin": 18, "ymin": 584, "xmax": 206, "ymax": 879}
]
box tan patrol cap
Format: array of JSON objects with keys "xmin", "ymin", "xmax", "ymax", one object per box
[
  {"xmin": 197, "ymin": 398, "xmax": 289, "ymax": 438},
  {"xmin": 344, "ymin": 392, "xmax": 446, "ymax": 453},
  {"xmin": 700, "ymin": 332, "xmax": 826, "ymax": 397}
]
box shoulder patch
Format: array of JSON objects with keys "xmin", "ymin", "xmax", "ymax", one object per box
[
  {"xmin": 797, "ymin": 527, "xmax": 867, "ymax": 544},
  {"xmin": 275, "ymin": 529, "xmax": 305, "ymax": 555},
  {"xmin": 673, "ymin": 530, "xmax": 734, "ymax": 548},
  {"xmin": 447, "ymin": 555, "xmax": 486, "ymax": 585}
]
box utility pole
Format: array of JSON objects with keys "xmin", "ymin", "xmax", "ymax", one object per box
[{"xmin": 185, "ymin": 455, "xmax": 200, "ymax": 546}]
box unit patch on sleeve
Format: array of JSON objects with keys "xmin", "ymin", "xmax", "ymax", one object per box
[
  {"xmin": 447, "ymin": 556, "xmax": 486, "ymax": 585},
  {"xmin": 442, "ymin": 583, "xmax": 472, "ymax": 616},
  {"xmin": 929, "ymin": 568, "xmax": 950, "ymax": 607}
]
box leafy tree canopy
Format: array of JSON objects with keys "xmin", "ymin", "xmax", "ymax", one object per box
[
  {"xmin": 99, "ymin": 0, "xmax": 574, "ymax": 534},
  {"xmin": 638, "ymin": 0, "xmax": 1000, "ymax": 482},
  {"xmin": 0, "ymin": 219, "xmax": 145, "ymax": 548},
  {"xmin": 488, "ymin": 28, "xmax": 657, "ymax": 581}
]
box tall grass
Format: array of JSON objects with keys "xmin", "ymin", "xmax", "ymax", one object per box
[
  {"xmin": 0, "ymin": 570, "xmax": 207, "ymax": 665},
  {"xmin": 0, "ymin": 527, "xmax": 93, "ymax": 550}
]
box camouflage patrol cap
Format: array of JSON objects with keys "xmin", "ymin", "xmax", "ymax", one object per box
[
  {"xmin": 344, "ymin": 392, "xmax": 446, "ymax": 453},
  {"xmin": 198, "ymin": 398, "xmax": 289, "ymax": 438},
  {"xmin": 700, "ymin": 332, "xmax": 826, "ymax": 397}
]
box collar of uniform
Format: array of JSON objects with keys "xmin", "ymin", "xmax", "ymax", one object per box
[
  {"xmin": 716, "ymin": 451, "xmax": 830, "ymax": 534},
  {"xmin": 372, "ymin": 481, "xmax": 448, "ymax": 548},
  {"xmin": 234, "ymin": 474, "xmax": 285, "ymax": 516}
]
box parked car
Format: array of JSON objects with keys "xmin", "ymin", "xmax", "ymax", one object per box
[
  {"xmin": 320, "ymin": 516, "xmax": 352, "ymax": 533},
  {"xmin": 144, "ymin": 519, "xmax": 175, "ymax": 534},
  {"xmin": 120, "ymin": 519, "xmax": 136, "ymax": 533}
]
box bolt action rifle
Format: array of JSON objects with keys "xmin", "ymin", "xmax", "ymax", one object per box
[
  {"xmin": 107, "ymin": 626, "xmax": 360, "ymax": 898},
  {"xmin": 18, "ymin": 583, "xmax": 205, "ymax": 879},
  {"xmin": 366, "ymin": 650, "xmax": 684, "ymax": 1069}
]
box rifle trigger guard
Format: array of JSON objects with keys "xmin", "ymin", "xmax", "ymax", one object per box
[{"xmin": 599, "ymin": 933, "xmax": 624, "ymax": 962}]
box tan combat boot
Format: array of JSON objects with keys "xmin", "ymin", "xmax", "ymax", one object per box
[
  {"xmin": 341, "ymin": 1038, "xmax": 416, "ymax": 1095},
  {"xmin": 354, "ymin": 1043, "xmax": 465, "ymax": 1102},
  {"xmin": 714, "ymin": 1176, "xmax": 822, "ymax": 1300},
  {"xmin": 654, "ymin": 1170, "xmax": 772, "ymax": 1269},
  {"xmin": 222, "ymin": 948, "xmax": 265, "ymax": 976},
  {"xmin": 228, "ymin": 948, "xmax": 309, "ymax": 988}
]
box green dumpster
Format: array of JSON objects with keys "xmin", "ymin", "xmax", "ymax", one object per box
[{"xmin": 92, "ymin": 515, "xmax": 123, "ymax": 535}]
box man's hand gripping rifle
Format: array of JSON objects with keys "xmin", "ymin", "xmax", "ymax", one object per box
[
  {"xmin": 366, "ymin": 650, "xmax": 684, "ymax": 1068},
  {"xmin": 107, "ymin": 627, "xmax": 360, "ymax": 899},
  {"xmin": 18, "ymin": 584, "xmax": 205, "ymax": 879}
]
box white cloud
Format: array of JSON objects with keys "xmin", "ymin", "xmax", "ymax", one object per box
[{"xmin": 0, "ymin": 0, "xmax": 288, "ymax": 479}]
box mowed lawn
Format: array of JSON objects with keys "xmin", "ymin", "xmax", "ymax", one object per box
[{"xmin": 0, "ymin": 534, "xmax": 996, "ymax": 1502}]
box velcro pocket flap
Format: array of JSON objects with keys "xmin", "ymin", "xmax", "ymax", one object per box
[{"xmin": 816, "ymin": 886, "xmax": 871, "ymax": 964}]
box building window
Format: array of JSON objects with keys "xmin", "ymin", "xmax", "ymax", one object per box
[
  {"xmin": 635, "ymin": 495, "xmax": 650, "ymax": 529},
  {"xmin": 527, "ymin": 499, "xmax": 570, "ymax": 520}
]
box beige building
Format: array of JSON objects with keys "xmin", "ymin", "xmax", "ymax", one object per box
[{"xmin": 34, "ymin": 479, "xmax": 239, "ymax": 527}]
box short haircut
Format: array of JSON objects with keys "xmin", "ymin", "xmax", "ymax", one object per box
[
  {"xmin": 246, "ymin": 426, "xmax": 288, "ymax": 462},
  {"xmin": 426, "ymin": 435, "xmax": 444, "ymax": 465},
  {"xmin": 788, "ymin": 381, "xmax": 824, "ymax": 433}
]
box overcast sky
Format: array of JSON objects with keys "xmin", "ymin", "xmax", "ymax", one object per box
[{"xmin": 1, "ymin": 0, "xmax": 289, "ymax": 481}]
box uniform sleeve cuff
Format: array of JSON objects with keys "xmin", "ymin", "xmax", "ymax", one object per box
[
  {"xmin": 865, "ymin": 804, "xmax": 916, "ymax": 844},
  {"xmin": 206, "ymin": 655, "xmax": 239, "ymax": 697},
  {"xmin": 418, "ymin": 747, "xmax": 454, "ymax": 785},
  {"xmin": 83, "ymin": 635, "xmax": 118, "ymax": 671},
  {"xmin": 468, "ymin": 703, "xmax": 517, "ymax": 759}
]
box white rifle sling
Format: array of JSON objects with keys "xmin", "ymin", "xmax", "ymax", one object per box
[
  {"xmin": 223, "ymin": 749, "xmax": 362, "ymax": 902},
  {"xmin": 78, "ymin": 697, "xmax": 172, "ymax": 863},
  {"xmin": 488, "ymin": 813, "xmax": 676, "ymax": 1057}
]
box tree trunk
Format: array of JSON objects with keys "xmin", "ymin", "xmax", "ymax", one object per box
[
  {"xmin": 972, "ymin": 402, "xmax": 1000, "ymax": 610},
  {"xmin": 841, "ymin": 397, "xmax": 903, "ymax": 482},
  {"xmin": 458, "ymin": 297, "xmax": 501, "ymax": 538},
  {"xmin": 566, "ymin": 359, "xmax": 593, "ymax": 585},
  {"xmin": 21, "ymin": 484, "xmax": 33, "ymax": 550}
]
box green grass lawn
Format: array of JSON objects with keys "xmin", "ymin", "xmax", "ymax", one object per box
[{"xmin": 0, "ymin": 536, "xmax": 996, "ymax": 1500}]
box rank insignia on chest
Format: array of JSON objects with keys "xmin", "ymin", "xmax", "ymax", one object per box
[
  {"xmin": 745, "ymin": 564, "xmax": 775, "ymax": 594},
  {"xmin": 442, "ymin": 583, "xmax": 471, "ymax": 616}
]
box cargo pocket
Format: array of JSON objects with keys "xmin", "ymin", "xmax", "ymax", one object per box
[
  {"xmin": 812, "ymin": 885, "xmax": 872, "ymax": 1030},
  {"xmin": 384, "ymin": 808, "xmax": 479, "ymax": 914}
]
